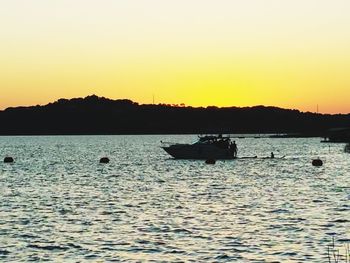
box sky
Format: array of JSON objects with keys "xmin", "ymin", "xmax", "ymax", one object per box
[{"xmin": 1, "ymin": 0, "xmax": 350, "ymax": 113}]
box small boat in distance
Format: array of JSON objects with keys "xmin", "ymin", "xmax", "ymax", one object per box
[{"xmin": 161, "ymin": 135, "xmax": 237, "ymax": 160}]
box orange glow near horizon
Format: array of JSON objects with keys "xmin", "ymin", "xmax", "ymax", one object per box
[{"xmin": 1, "ymin": 0, "xmax": 350, "ymax": 114}]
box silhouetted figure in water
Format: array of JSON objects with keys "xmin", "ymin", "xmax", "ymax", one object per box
[
  {"xmin": 271, "ymin": 152, "xmax": 274, "ymax": 158},
  {"xmin": 231, "ymin": 141, "xmax": 237, "ymax": 157}
]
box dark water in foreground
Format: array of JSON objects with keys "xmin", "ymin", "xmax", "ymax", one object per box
[{"xmin": 0, "ymin": 135, "xmax": 349, "ymax": 262}]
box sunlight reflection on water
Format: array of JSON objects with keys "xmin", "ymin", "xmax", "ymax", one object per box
[{"xmin": 0, "ymin": 135, "xmax": 349, "ymax": 262}]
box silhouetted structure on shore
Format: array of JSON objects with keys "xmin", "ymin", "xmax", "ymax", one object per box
[{"xmin": 0, "ymin": 95, "xmax": 349, "ymax": 135}]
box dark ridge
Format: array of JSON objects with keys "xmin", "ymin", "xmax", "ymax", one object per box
[{"xmin": 0, "ymin": 95, "xmax": 349, "ymax": 135}]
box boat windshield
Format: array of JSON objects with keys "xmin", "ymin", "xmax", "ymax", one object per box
[{"xmin": 195, "ymin": 135, "xmax": 232, "ymax": 146}]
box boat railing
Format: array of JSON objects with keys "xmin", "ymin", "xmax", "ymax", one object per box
[{"xmin": 160, "ymin": 141, "xmax": 182, "ymax": 146}]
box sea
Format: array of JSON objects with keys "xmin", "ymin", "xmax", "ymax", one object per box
[{"xmin": 0, "ymin": 135, "xmax": 349, "ymax": 262}]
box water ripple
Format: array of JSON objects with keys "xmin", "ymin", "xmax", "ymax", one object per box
[{"xmin": 0, "ymin": 135, "xmax": 349, "ymax": 262}]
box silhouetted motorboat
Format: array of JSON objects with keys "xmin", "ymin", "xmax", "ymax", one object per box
[
  {"xmin": 161, "ymin": 135, "xmax": 237, "ymax": 159},
  {"xmin": 321, "ymin": 128, "xmax": 350, "ymax": 143}
]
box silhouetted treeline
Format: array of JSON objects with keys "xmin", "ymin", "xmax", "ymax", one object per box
[{"xmin": 0, "ymin": 95, "xmax": 349, "ymax": 135}]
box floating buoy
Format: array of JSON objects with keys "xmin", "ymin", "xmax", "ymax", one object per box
[
  {"xmin": 205, "ymin": 159, "xmax": 216, "ymax": 164},
  {"xmin": 312, "ymin": 159, "xmax": 323, "ymax": 167},
  {"xmin": 4, "ymin": 157, "xmax": 14, "ymax": 163},
  {"xmin": 99, "ymin": 157, "xmax": 110, "ymax": 164}
]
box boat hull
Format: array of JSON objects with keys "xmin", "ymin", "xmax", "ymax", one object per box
[{"xmin": 162, "ymin": 144, "xmax": 235, "ymax": 160}]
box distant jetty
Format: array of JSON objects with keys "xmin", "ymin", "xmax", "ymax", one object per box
[{"xmin": 0, "ymin": 95, "xmax": 349, "ymax": 135}]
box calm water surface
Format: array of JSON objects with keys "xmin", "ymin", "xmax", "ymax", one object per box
[{"xmin": 0, "ymin": 135, "xmax": 349, "ymax": 262}]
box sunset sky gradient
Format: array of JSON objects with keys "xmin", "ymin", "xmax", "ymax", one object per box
[{"xmin": 1, "ymin": 0, "xmax": 350, "ymax": 113}]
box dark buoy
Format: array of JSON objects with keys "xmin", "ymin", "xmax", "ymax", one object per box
[
  {"xmin": 312, "ymin": 159, "xmax": 323, "ymax": 167},
  {"xmin": 205, "ymin": 159, "xmax": 216, "ymax": 164},
  {"xmin": 4, "ymin": 157, "xmax": 14, "ymax": 163},
  {"xmin": 99, "ymin": 157, "xmax": 110, "ymax": 164}
]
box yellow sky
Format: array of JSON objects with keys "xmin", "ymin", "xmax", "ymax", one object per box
[{"xmin": 1, "ymin": 0, "xmax": 350, "ymax": 113}]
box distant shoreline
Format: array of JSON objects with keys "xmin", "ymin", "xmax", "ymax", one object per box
[
  {"xmin": 0, "ymin": 133, "xmax": 321, "ymax": 137},
  {"xmin": 0, "ymin": 95, "xmax": 349, "ymax": 136}
]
